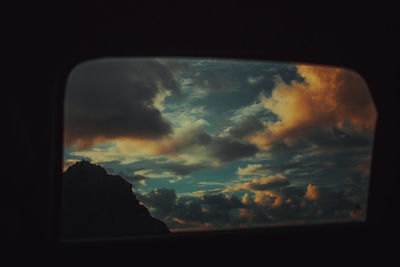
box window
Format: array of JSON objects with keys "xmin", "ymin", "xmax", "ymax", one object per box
[{"xmin": 61, "ymin": 57, "xmax": 377, "ymax": 239}]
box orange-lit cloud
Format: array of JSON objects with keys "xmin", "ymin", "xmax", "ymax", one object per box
[
  {"xmin": 72, "ymin": 118, "xmax": 258, "ymax": 170},
  {"xmin": 63, "ymin": 159, "xmax": 80, "ymax": 171},
  {"xmin": 248, "ymin": 64, "xmax": 377, "ymax": 150},
  {"xmin": 171, "ymin": 217, "xmax": 185, "ymax": 224},
  {"xmin": 223, "ymin": 174, "xmax": 288, "ymax": 193},
  {"xmin": 253, "ymin": 191, "xmax": 284, "ymax": 207},
  {"xmin": 349, "ymin": 209, "xmax": 365, "ymax": 219},
  {"xmin": 69, "ymin": 120, "xmax": 212, "ymax": 165},
  {"xmin": 305, "ymin": 184, "xmax": 320, "ymax": 200}
]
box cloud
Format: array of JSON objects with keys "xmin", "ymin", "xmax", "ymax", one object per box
[
  {"xmin": 163, "ymin": 104, "xmax": 209, "ymax": 128},
  {"xmin": 236, "ymin": 160, "xmax": 337, "ymax": 180},
  {"xmin": 305, "ymin": 184, "xmax": 320, "ymax": 200},
  {"xmin": 209, "ymin": 137, "xmax": 259, "ymax": 163},
  {"xmin": 119, "ymin": 173, "xmax": 149, "ymax": 184},
  {"xmin": 137, "ymin": 188, "xmax": 177, "ymax": 217},
  {"xmin": 64, "ymin": 58, "xmax": 181, "ymax": 150},
  {"xmin": 188, "ymin": 59, "xmax": 301, "ymax": 94},
  {"xmin": 238, "ymin": 184, "xmax": 363, "ymax": 224},
  {"xmin": 126, "ymin": 125, "xmax": 259, "ymax": 165},
  {"xmin": 237, "ymin": 164, "xmax": 263, "ymax": 176},
  {"xmin": 159, "ymin": 162, "xmax": 213, "ymax": 176},
  {"xmin": 152, "ymin": 123, "xmax": 213, "ymax": 157},
  {"xmin": 302, "ymin": 184, "xmax": 361, "ymax": 219},
  {"xmin": 70, "ymin": 122, "xmax": 259, "ymax": 176},
  {"xmin": 249, "ymin": 64, "xmax": 377, "ymax": 150},
  {"xmin": 230, "ymin": 101, "xmax": 267, "ymax": 123},
  {"xmin": 137, "ymin": 189, "xmax": 245, "ymax": 230},
  {"xmin": 134, "ymin": 169, "xmax": 175, "ymax": 179},
  {"xmin": 224, "ymin": 174, "xmax": 289, "ymax": 193},
  {"xmin": 229, "ymin": 116, "xmax": 266, "ymax": 140},
  {"xmin": 137, "ymin": 181, "xmax": 366, "ymax": 231}
]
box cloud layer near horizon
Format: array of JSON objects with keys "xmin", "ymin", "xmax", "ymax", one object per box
[{"xmin": 135, "ymin": 182, "xmax": 364, "ymax": 231}]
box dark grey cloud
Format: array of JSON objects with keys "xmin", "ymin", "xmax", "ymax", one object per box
[
  {"xmin": 242, "ymin": 184, "xmax": 363, "ymax": 224},
  {"xmin": 137, "ymin": 189, "xmax": 244, "ymax": 229},
  {"xmin": 201, "ymin": 194, "xmax": 244, "ymax": 223},
  {"xmin": 153, "ymin": 133, "xmax": 259, "ymax": 174},
  {"xmin": 154, "ymin": 126, "xmax": 259, "ymax": 172},
  {"xmin": 302, "ymin": 185, "xmax": 359, "ymax": 220},
  {"xmin": 65, "ymin": 58, "xmax": 181, "ymax": 149},
  {"xmin": 202, "ymin": 194, "xmax": 244, "ymax": 210},
  {"xmin": 308, "ymin": 127, "xmax": 372, "ymax": 152},
  {"xmin": 137, "ymin": 188, "xmax": 177, "ymax": 217},
  {"xmin": 170, "ymin": 194, "xmax": 245, "ymax": 225},
  {"xmin": 229, "ymin": 116, "xmax": 265, "ymax": 139},
  {"xmin": 137, "ymin": 183, "xmax": 365, "ymax": 231},
  {"xmin": 265, "ymin": 126, "xmax": 373, "ymax": 159},
  {"xmin": 188, "ymin": 59, "xmax": 302, "ymax": 94},
  {"xmin": 210, "ymin": 137, "xmax": 259, "ymax": 162},
  {"xmin": 187, "ymin": 128, "xmax": 260, "ymax": 163},
  {"xmin": 173, "ymin": 197, "xmax": 204, "ymax": 222}
]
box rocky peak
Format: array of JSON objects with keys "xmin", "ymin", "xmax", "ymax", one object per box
[{"xmin": 61, "ymin": 160, "xmax": 170, "ymax": 239}]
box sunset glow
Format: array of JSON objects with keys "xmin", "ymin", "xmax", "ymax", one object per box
[{"xmin": 63, "ymin": 58, "xmax": 377, "ymax": 232}]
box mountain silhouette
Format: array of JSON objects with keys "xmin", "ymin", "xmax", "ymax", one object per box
[{"xmin": 61, "ymin": 160, "xmax": 170, "ymax": 239}]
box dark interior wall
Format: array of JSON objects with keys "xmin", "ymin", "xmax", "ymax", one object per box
[{"xmin": 4, "ymin": 6, "xmax": 399, "ymax": 257}]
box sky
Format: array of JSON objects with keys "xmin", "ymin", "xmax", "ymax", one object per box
[{"xmin": 63, "ymin": 57, "xmax": 377, "ymax": 232}]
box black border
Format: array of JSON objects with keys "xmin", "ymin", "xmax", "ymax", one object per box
[{"xmin": 5, "ymin": 7, "xmax": 399, "ymax": 258}]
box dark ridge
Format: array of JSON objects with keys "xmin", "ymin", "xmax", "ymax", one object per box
[{"xmin": 61, "ymin": 160, "xmax": 170, "ymax": 239}]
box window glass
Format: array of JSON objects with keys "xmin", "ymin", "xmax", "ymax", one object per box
[{"xmin": 62, "ymin": 58, "xmax": 377, "ymax": 238}]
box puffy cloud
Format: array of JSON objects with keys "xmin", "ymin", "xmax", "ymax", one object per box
[
  {"xmin": 137, "ymin": 189, "xmax": 245, "ymax": 230},
  {"xmin": 64, "ymin": 58, "xmax": 181, "ymax": 150},
  {"xmin": 137, "ymin": 188, "xmax": 177, "ymax": 217},
  {"xmin": 238, "ymin": 183, "xmax": 363, "ymax": 225},
  {"xmin": 136, "ymin": 181, "xmax": 366, "ymax": 231},
  {"xmin": 249, "ymin": 64, "xmax": 377, "ymax": 150},
  {"xmin": 253, "ymin": 191, "xmax": 285, "ymax": 207},
  {"xmin": 302, "ymin": 184, "xmax": 361, "ymax": 219},
  {"xmin": 305, "ymin": 184, "xmax": 320, "ymax": 200}
]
